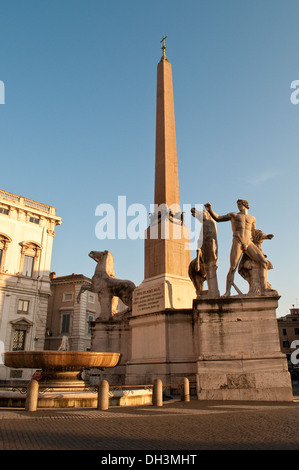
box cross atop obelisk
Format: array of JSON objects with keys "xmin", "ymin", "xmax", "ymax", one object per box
[{"xmin": 160, "ymin": 35, "xmax": 167, "ymax": 61}]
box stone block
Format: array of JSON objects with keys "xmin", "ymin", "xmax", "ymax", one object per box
[
  {"xmin": 226, "ymin": 373, "xmax": 256, "ymax": 389},
  {"xmin": 195, "ymin": 296, "xmax": 293, "ymax": 401}
]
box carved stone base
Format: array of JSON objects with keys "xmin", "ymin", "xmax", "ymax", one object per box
[
  {"xmin": 125, "ymin": 308, "xmax": 197, "ymax": 391},
  {"xmin": 132, "ymin": 274, "xmax": 195, "ymax": 315},
  {"xmin": 90, "ymin": 315, "xmax": 131, "ymax": 386},
  {"xmin": 194, "ymin": 296, "xmax": 293, "ymax": 401}
]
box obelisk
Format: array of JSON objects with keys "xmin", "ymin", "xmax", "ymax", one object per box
[
  {"xmin": 126, "ymin": 39, "xmax": 197, "ymax": 387},
  {"xmin": 133, "ymin": 37, "xmax": 195, "ymax": 314},
  {"xmin": 154, "ymin": 36, "xmax": 180, "ymax": 211}
]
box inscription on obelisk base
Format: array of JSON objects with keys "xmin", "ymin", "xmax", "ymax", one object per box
[
  {"xmin": 132, "ymin": 274, "xmax": 196, "ymax": 315},
  {"xmin": 132, "ymin": 284, "xmax": 165, "ymax": 315}
]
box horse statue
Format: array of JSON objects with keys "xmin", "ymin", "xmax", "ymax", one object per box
[
  {"xmin": 77, "ymin": 250, "xmax": 136, "ymax": 319},
  {"xmin": 188, "ymin": 249, "xmax": 206, "ymax": 298},
  {"xmin": 238, "ymin": 229, "xmax": 277, "ymax": 296},
  {"xmin": 190, "ymin": 208, "xmax": 220, "ymax": 298}
]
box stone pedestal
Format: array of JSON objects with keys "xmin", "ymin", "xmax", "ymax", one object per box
[
  {"xmin": 132, "ymin": 274, "xmax": 195, "ymax": 315},
  {"xmin": 127, "ymin": 271, "xmax": 196, "ymax": 390},
  {"xmin": 90, "ymin": 314, "xmax": 131, "ymax": 386},
  {"xmin": 125, "ymin": 308, "xmax": 197, "ymax": 389},
  {"xmin": 195, "ymin": 296, "xmax": 293, "ymax": 401}
]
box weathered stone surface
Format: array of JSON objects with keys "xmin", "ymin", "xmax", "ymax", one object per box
[{"xmin": 196, "ymin": 296, "xmax": 293, "ymax": 401}]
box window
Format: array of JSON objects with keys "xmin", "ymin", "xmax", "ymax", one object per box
[
  {"xmin": 88, "ymin": 294, "xmax": 95, "ymax": 304},
  {"xmin": 10, "ymin": 317, "xmax": 32, "ymax": 351},
  {"xmin": 18, "ymin": 300, "xmax": 30, "ymax": 313},
  {"xmin": 29, "ymin": 216, "xmax": 39, "ymax": 224},
  {"xmin": 12, "ymin": 330, "xmax": 26, "ymax": 351},
  {"xmin": 87, "ymin": 314, "xmax": 94, "ymax": 335},
  {"xmin": 22, "ymin": 255, "xmax": 34, "ymax": 277},
  {"xmin": 61, "ymin": 314, "xmax": 70, "ymax": 334},
  {"xmin": 0, "ymin": 207, "xmax": 9, "ymax": 215},
  {"xmin": 282, "ymin": 328, "xmax": 287, "ymax": 336},
  {"xmin": 295, "ymin": 328, "xmax": 299, "ymax": 335},
  {"xmin": 283, "ymin": 340, "xmax": 290, "ymax": 348},
  {"xmin": 0, "ymin": 233, "xmax": 11, "ymax": 272},
  {"xmin": 63, "ymin": 293, "xmax": 73, "ymax": 302},
  {"xmin": 19, "ymin": 241, "xmax": 42, "ymax": 278}
]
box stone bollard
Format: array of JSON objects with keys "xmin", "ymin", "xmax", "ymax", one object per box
[
  {"xmin": 97, "ymin": 379, "xmax": 109, "ymax": 410},
  {"xmin": 25, "ymin": 379, "xmax": 39, "ymax": 412},
  {"xmin": 152, "ymin": 378, "xmax": 163, "ymax": 407},
  {"xmin": 181, "ymin": 377, "xmax": 190, "ymax": 402}
]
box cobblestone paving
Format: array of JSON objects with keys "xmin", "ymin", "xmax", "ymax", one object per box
[{"xmin": 1, "ymin": 400, "xmax": 299, "ymax": 450}]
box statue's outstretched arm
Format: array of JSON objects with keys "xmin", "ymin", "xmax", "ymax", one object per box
[{"xmin": 204, "ymin": 202, "xmax": 231, "ymax": 222}]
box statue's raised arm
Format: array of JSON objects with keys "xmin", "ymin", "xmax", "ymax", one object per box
[{"xmin": 204, "ymin": 202, "xmax": 232, "ymax": 222}]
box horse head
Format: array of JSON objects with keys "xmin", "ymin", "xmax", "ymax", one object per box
[{"xmin": 89, "ymin": 250, "xmax": 115, "ymax": 276}]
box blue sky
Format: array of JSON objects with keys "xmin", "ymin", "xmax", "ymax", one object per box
[{"xmin": 1, "ymin": 0, "xmax": 298, "ymax": 317}]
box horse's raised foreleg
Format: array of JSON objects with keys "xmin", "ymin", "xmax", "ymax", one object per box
[{"xmin": 77, "ymin": 284, "xmax": 93, "ymax": 303}]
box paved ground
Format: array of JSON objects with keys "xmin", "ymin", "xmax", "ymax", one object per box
[{"xmin": 1, "ymin": 398, "xmax": 299, "ymax": 452}]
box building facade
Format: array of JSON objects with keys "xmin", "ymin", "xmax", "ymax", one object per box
[
  {"xmin": 45, "ymin": 273, "xmax": 101, "ymax": 351},
  {"xmin": 0, "ymin": 189, "xmax": 61, "ymax": 382},
  {"xmin": 278, "ymin": 308, "xmax": 299, "ymax": 367}
]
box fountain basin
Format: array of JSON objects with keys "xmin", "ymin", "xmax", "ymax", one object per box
[
  {"xmin": 4, "ymin": 351, "xmax": 120, "ymax": 371},
  {"xmin": 3, "ymin": 350, "xmax": 121, "ymax": 407}
]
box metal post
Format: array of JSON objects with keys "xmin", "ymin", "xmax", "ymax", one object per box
[
  {"xmin": 25, "ymin": 379, "xmax": 39, "ymax": 412},
  {"xmin": 97, "ymin": 379, "xmax": 109, "ymax": 410},
  {"xmin": 152, "ymin": 378, "xmax": 163, "ymax": 407}
]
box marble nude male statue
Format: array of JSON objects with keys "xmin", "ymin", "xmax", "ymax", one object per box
[{"xmin": 204, "ymin": 200, "xmax": 270, "ymax": 297}]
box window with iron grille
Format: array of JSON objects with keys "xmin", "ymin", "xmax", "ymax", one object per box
[{"xmin": 12, "ymin": 329, "xmax": 26, "ymax": 351}]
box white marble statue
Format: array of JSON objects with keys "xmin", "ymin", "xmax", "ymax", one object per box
[
  {"xmin": 190, "ymin": 208, "xmax": 220, "ymax": 298},
  {"xmin": 58, "ymin": 335, "xmax": 69, "ymax": 351},
  {"xmin": 238, "ymin": 229, "xmax": 277, "ymax": 296},
  {"xmin": 204, "ymin": 200, "xmax": 276, "ymax": 297},
  {"xmin": 77, "ymin": 250, "xmax": 136, "ymax": 319}
]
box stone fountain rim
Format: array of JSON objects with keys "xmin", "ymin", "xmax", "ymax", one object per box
[
  {"xmin": 4, "ymin": 350, "xmax": 121, "ymax": 370},
  {"xmin": 5, "ymin": 350, "xmax": 119, "ymax": 355}
]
